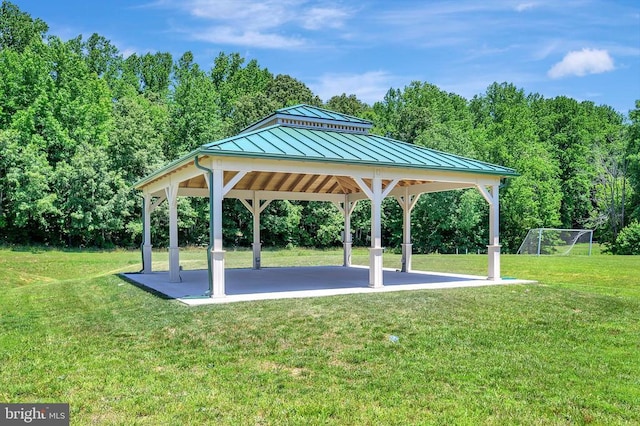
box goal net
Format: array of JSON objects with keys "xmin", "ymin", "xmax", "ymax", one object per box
[{"xmin": 517, "ymin": 228, "xmax": 593, "ymax": 255}]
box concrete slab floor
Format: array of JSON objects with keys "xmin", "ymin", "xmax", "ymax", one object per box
[{"xmin": 121, "ymin": 266, "xmax": 535, "ymax": 306}]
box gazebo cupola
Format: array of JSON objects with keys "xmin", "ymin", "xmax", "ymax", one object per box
[{"xmin": 241, "ymin": 104, "xmax": 373, "ymax": 134}]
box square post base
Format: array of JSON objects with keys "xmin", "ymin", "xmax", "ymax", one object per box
[
  {"xmin": 169, "ymin": 246, "xmax": 180, "ymax": 282},
  {"xmin": 210, "ymin": 249, "xmax": 226, "ymax": 298},
  {"xmin": 369, "ymin": 247, "xmax": 384, "ymax": 288},
  {"xmin": 401, "ymin": 243, "xmax": 412, "ymax": 272},
  {"xmin": 142, "ymin": 244, "xmax": 152, "ymax": 273},
  {"xmin": 343, "ymin": 242, "xmax": 352, "ymax": 267},
  {"xmin": 487, "ymin": 244, "xmax": 501, "ymax": 280},
  {"xmin": 252, "ymin": 243, "xmax": 261, "ymax": 270}
]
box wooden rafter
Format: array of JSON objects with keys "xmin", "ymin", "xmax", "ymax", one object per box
[
  {"xmin": 243, "ymin": 171, "xmax": 261, "ymax": 190},
  {"xmin": 223, "ymin": 171, "xmax": 239, "ymax": 187},
  {"xmin": 316, "ymin": 175, "xmax": 334, "ymax": 193},
  {"xmin": 326, "ymin": 181, "xmax": 341, "ymax": 194},
  {"xmin": 301, "ymin": 174, "xmax": 320, "ymax": 192},
  {"xmin": 274, "ymin": 173, "xmax": 292, "ymax": 191},
  {"xmin": 287, "ymin": 174, "xmax": 307, "ymax": 192}
]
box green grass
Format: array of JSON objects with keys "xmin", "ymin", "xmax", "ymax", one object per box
[{"xmin": 1, "ymin": 246, "xmax": 639, "ymax": 424}]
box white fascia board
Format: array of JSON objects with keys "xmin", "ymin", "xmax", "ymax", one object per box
[
  {"xmin": 138, "ymin": 166, "xmax": 204, "ymax": 195},
  {"xmin": 206, "ymin": 156, "xmax": 504, "ymax": 183}
]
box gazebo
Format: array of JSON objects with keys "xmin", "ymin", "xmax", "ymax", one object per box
[{"xmin": 132, "ymin": 104, "xmax": 517, "ymax": 300}]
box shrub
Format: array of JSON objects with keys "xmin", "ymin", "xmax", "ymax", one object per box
[{"xmin": 614, "ymin": 221, "xmax": 640, "ymax": 255}]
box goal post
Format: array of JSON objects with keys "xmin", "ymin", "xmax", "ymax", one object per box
[{"xmin": 517, "ymin": 228, "xmax": 594, "ymax": 256}]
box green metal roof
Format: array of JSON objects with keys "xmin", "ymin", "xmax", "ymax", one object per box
[
  {"xmin": 135, "ymin": 104, "xmax": 517, "ymax": 189},
  {"xmin": 203, "ymin": 121, "xmax": 517, "ymax": 176}
]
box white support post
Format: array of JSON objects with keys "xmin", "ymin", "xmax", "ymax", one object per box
[
  {"xmin": 252, "ymin": 191, "xmax": 261, "ymax": 270},
  {"xmin": 397, "ymin": 188, "xmax": 420, "ymax": 272},
  {"xmin": 342, "ymin": 196, "xmax": 357, "ymax": 267},
  {"xmin": 487, "ymin": 184, "xmax": 501, "ymax": 280},
  {"xmin": 240, "ymin": 193, "xmax": 272, "ymax": 270},
  {"xmin": 353, "ymin": 175, "xmax": 399, "ymax": 288},
  {"xmin": 210, "ymin": 168, "xmax": 226, "ymax": 297},
  {"xmin": 142, "ymin": 193, "xmax": 152, "ymax": 273},
  {"xmin": 369, "ymin": 177, "xmax": 384, "ymax": 288},
  {"xmin": 165, "ymin": 183, "xmax": 180, "ymax": 283}
]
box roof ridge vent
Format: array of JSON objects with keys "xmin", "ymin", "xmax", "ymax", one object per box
[
  {"xmin": 240, "ymin": 103, "xmax": 372, "ymax": 134},
  {"xmin": 279, "ymin": 117, "xmax": 369, "ymax": 134}
]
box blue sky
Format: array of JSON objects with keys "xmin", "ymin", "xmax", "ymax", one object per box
[{"xmin": 17, "ymin": 0, "xmax": 640, "ymax": 114}]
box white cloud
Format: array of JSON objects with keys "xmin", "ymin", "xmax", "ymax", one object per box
[
  {"xmin": 532, "ymin": 40, "xmax": 560, "ymax": 60},
  {"xmin": 192, "ymin": 26, "xmax": 305, "ymax": 49},
  {"xmin": 515, "ymin": 2, "xmax": 538, "ymax": 12},
  {"xmin": 301, "ymin": 7, "xmax": 350, "ymax": 30},
  {"xmin": 548, "ymin": 48, "xmax": 615, "ymax": 79},
  {"xmin": 309, "ymin": 71, "xmax": 401, "ymax": 104},
  {"xmin": 185, "ymin": 0, "xmax": 296, "ymax": 29},
  {"xmin": 149, "ymin": 0, "xmax": 353, "ymax": 49}
]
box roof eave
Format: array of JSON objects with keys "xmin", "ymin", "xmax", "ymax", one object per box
[
  {"xmin": 200, "ymin": 148, "xmax": 518, "ymax": 178},
  {"xmin": 132, "ymin": 149, "xmax": 201, "ymax": 190}
]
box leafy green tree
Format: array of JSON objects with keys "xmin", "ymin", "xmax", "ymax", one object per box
[
  {"xmin": 407, "ymin": 190, "xmax": 486, "ymax": 254},
  {"xmin": 82, "ymin": 32, "xmax": 122, "ymax": 93},
  {"xmin": 140, "ymin": 52, "xmax": 172, "ymax": 94},
  {"xmin": 613, "ymin": 221, "xmax": 640, "ymax": 254},
  {"xmin": 119, "ymin": 53, "xmax": 143, "ymax": 95},
  {"xmin": 530, "ymin": 96, "xmax": 596, "ymax": 228},
  {"xmin": 370, "ymin": 81, "xmax": 487, "ymax": 252},
  {"xmin": 221, "ymin": 199, "xmax": 252, "ymax": 248},
  {"xmin": 0, "ymin": 130, "xmax": 59, "ymax": 243},
  {"xmin": 625, "ymin": 100, "xmax": 640, "ymax": 222},
  {"xmin": 168, "ymin": 51, "xmax": 222, "ymax": 158},
  {"xmin": 1, "ymin": 0, "xmax": 635, "ymax": 250},
  {"xmin": 580, "ymin": 104, "xmax": 627, "ymax": 246},
  {"xmin": 46, "ymin": 36, "xmax": 113, "ymax": 153},
  {"xmin": 108, "ymin": 94, "xmax": 167, "ymax": 184},
  {"xmin": 266, "ymin": 74, "xmax": 321, "ymax": 108},
  {"xmin": 52, "ymin": 143, "xmax": 131, "ymax": 246},
  {"xmin": 0, "ymin": 1, "xmax": 47, "ymax": 52},
  {"xmin": 0, "ymin": 42, "xmax": 51, "ymax": 128},
  {"xmin": 211, "ymin": 52, "xmax": 273, "ymax": 124},
  {"xmin": 261, "ymin": 201, "xmax": 303, "ymax": 247},
  {"xmin": 325, "ymin": 94, "xmax": 370, "ymax": 117},
  {"xmin": 373, "ymin": 82, "xmax": 472, "ymax": 143},
  {"xmin": 470, "ymin": 83, "xmax": 562, "ymax": 251},
  {"xmin": 226, "ymin": 91, "xmax": 278, "ymax": 135},
  {"xmin": 296, "ymin": 202, "xmax": 343, "ymax": 247}
]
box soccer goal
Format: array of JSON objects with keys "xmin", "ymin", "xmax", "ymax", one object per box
[{"xmin": 517, "ymin": 228, "xmax": 594, "ymax": 256}]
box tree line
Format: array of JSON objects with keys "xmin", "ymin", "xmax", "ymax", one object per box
[{"xmin": 1, "ymin": 2, "xmax": 639, "ymax": 253}]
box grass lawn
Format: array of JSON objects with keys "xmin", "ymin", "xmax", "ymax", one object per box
[{"xmin": 0, "ymin": 246, "xmax": 638, "ymax": 424}]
